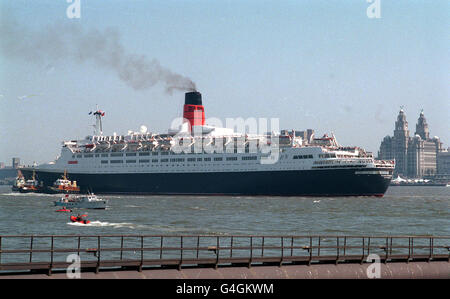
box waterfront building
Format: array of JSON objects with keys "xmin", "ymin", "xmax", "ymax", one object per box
[
  {"xmin": 12, "ymin": 157, "xmax": 20, "ymax": 169},
  {"xmin": 378, "ymin": 108, "xmax": 409, "ymax": 176},
  {"xmin": 437, "ymin": 150, "xmax": 450, "ymax": 178},
  {"xmin": 378, "ymin": 109, "xmax": 443, "ymax": 178}
]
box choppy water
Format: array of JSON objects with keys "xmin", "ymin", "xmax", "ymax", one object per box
[{"xmin": 0, "ymin": 185, "xmax": 448, "ymax": 237}]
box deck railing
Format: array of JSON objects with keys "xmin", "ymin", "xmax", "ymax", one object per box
[{"xmin": 0, "ymin": 235, "xmax": 448, "ymax": 275}]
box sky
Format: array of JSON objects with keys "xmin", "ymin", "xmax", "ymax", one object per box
[{"xmin": 0, "ymin": 0, "xmax": 449, "ymax": 165}]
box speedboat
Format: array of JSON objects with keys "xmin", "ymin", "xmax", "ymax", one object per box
[{"xmin": 70, "ymin": 214, "xmax": 90, "ymax": 224}]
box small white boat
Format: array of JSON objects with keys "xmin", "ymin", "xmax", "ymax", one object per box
[{"xmin": 54, "ymin": 193, "xmax": 108, "ymax": 209}]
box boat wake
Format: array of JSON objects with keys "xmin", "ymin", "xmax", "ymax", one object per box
[
  {"xmin": 67, "ymin": 221, "xmax": 142, "ymax": 229},
  {"xmin": 189, "ymin": 206, "xmax": 207, "ymax": 211},
  {"xmin": 1, "ymin": 192, "xmax": 57, "ymax": 197}
]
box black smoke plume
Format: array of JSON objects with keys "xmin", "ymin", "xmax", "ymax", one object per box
[{"xmin": 0, "ymin": 16, "xmax": 196, "ymax": 94}]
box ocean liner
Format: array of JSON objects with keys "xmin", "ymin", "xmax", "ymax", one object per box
[{"xmin": 21, "ymin": 91, "xmax": 395, "ymax": 196}]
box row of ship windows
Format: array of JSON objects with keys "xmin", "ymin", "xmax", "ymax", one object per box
[
  {"xmin": 73, "ymin": 153, "xmax": 321, "ymax": 161},
  {"xmin": 318, "ymin": 153, "xmax": 336, "ymax": 158},
  {"xmin": 74, "ymin": 153, "xmax": 156, "ymax": 158},
  {"xmin": 72, "ymin": 153, "xmax": 259, "ymax": 160},
  {"xmin": 73, "ymin": 153, "xmax": 340, "ymax": 161},
  {"xmin": 73, "ymin": 148, "xmax": 261, "ymax": 158},
  {"xmin": 97, "ymin": 156, "xmax": 258, "ymax": 164},
  {"xmin": 319, "ymin": 153, "xmax": 362, "ymax": 159},
  {"xmin": 314, "ymin": 159, "xmax": 372, "ymax": 165},
  {"xmin": 312, "ymin": 165, "xmax": 363, "ymax": 169},
  {"xmin": 292, "ymin": 155, "xmax": 314, "ymax": 159}
]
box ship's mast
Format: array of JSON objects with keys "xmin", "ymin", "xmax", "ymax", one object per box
[
  {"xmin": 91, "ymin": 105, "xmax": 105, "ymax": 136},
  {"xmin": 95, "ymin": 108, "xmax": 103, "ymax": 136}
]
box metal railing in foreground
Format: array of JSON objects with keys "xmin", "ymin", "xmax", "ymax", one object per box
[{"xmin": 0, "ymin": 235, "xmax": 448, "ymax": 275}]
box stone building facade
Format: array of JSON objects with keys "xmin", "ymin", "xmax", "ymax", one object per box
[
  {"xmin": 437, "ymin": 150, "xmax": 450, "ymax": 178},
  {"xmin": 378, "ymin": 109, "xmax": 443, "ymax": 178}
]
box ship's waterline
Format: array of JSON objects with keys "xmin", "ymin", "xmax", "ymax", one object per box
[{"xmin": 20, "ymin": 168, "xmax": 391, "ymax": 196}]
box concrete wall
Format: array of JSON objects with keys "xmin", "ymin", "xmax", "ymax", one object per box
[{"xmin": 2, "ymin": 261, "xmax": 449, "ymax": 279}]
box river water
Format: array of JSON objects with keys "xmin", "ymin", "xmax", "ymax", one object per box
[{"xmin": 0, "ymin": 185, "xmax": 448, "ymax": 237}]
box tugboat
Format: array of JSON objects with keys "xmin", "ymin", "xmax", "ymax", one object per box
[
  {"xmin": 54, "ymin": 192, "xmax": 108, "ymax": 209},
  {"xmin": 19, "ymin": 170, "xmax": 43, "ymax": 193},
  {"xmin": 45, "ymin": 170, "xmax": 80, "ymax": 194},
  {"xmin": 11, "ymin": 170, "xmax": 25, "ymax": 192}
]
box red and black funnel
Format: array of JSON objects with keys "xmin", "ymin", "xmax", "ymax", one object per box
[{"xmin": 183, "ymin": 91, "xmax": 205, "ymax": 131}]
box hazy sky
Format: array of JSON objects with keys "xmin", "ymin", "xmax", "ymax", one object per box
[{"xmin": 0, "ymin": 0, "xmax": 449, "ymax": 165}]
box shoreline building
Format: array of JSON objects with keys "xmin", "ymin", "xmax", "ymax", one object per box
[
  {"xmin": 378, "ymin": 109, "xmax": 443, "ymax": 178},
  {"xmin": 436, "ymin": 150, "xmax": 450, "ymax": 181},
  {"xmin": 12, "ymin": 157, "xmax": 20, "ymax": 169}
]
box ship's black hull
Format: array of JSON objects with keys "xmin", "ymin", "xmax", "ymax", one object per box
[{"xmin": 20, "ymin": 168, "xmax": 391, "ymax": 197}]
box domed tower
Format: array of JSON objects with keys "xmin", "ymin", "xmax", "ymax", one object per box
[
  {"xmin": 394, "ymin": 108, "xmax": 409, "ymax": 136},
  {"xmin": 393, "ymin": 107, "xmax": 410, "ymax": 176},
  {"xmin": 415, "ymin": 109, "xmax": 430, "ymax": 140}
]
